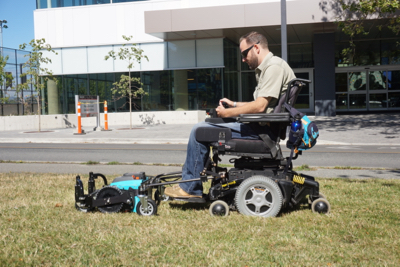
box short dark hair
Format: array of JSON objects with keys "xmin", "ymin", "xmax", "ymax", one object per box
[{"xmin": 239, "ymin": 32, "xmax": 268, "ymax": 49}]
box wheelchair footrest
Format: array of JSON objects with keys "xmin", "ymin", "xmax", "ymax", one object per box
[{"xmin": 173, "ymin": 197, "xmax": 207, "ymax": 203}]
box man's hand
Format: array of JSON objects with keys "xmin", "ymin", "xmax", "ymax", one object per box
[
  {"xmin": 219, "ymin": 98, "xmax": 234, "ymax": 108},
  {"xmin": 216, "ymin": 101, "xmax": 228, "ymax": 117}
]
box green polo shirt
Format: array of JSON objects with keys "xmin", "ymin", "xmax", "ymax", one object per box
[{"xmin": 253, "ymin": 52, "xmax": 296, "ymax": 113}]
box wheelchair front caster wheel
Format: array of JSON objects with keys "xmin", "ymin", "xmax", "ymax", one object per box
[
  {"xmin": 209, "ymin": 200, "xmax": 229, "ymax": 217},
  {"xmin": 311, "ymin": 198, "xmax": 331, "ymax": 214},
  {"xmin": 137, "ymin": 199, "xmax": 158, "ymax": 216},
  {"xmin": 308, "ymin": 192, "xmax": 327, "ymax": 205}
]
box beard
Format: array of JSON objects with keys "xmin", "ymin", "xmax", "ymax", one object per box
[{"xmin": 247, "ymin": 54, "xmax": 258, "ymax": 70}]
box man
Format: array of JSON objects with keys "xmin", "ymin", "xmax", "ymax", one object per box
[{"xmin": 165, "ymin": 31, "xmax": 296, "ymax": 198}]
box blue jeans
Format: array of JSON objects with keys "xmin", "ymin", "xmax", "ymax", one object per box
[{"xmin": 179, "ymin": 121, "xmax": 262, "ymax": 196}]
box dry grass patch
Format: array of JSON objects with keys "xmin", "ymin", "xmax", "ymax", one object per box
[{"xmin": 0, "ymin": 173, "xmax": 399, "ymax": 266}]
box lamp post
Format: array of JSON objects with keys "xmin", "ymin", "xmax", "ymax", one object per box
[
  {"xmin": 281, "ymin": 0, "xmax": 287, "ymax": 62},
  {"xmin": 0, "ymin": 20, "xmax": 8, "ymax": 54}
]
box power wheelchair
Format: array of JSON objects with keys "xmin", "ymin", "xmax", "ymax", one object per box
[{"xmin": 74, "ymin": 78, "xmax": 330, "ymax": 217}]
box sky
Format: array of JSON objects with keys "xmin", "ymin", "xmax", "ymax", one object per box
[{"xmin": 0, "ymin": 0, "xmax": 36, "ymax": 50}]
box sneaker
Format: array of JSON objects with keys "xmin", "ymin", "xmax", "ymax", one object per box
[{"xmin": 164, "ymin": 185, "xmax": 202, "ymax": 198}]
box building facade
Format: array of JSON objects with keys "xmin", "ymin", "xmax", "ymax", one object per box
[{"xmin": 5, "ymin": 0, "xmax": 400, "ymax": 116}]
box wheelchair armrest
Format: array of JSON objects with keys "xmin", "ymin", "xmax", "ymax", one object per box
[
  {"xmin": 205, "ymin": 117, "xmax": 237, "ymax": 124},
  {"xmin": 237, "ymin": 113, "xmax": 290, "ymax": 123}
]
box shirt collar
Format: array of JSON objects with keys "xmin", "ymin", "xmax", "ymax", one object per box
[{"xmin": 256, "ymin": 52, "xmax": 274, "ymax": 73}]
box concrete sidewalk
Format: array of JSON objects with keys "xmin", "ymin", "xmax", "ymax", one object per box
[{"xmin": 0, "ymin": 113, "xmax": 399, "ymax": 146}]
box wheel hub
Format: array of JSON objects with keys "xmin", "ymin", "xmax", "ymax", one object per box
[
  {"xmin": 314, "ymin": 201, "xmax": 329, "ymax": 213},
  {"xmin": 212, "ymin": 204, "xmax": 226, "ymax": 216}
]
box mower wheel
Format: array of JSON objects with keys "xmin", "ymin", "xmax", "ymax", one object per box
[
  {"xmin": 137, "ymin": 199, "xmax": 157, "ymax": 216},
  {"xmin": 96, "ymin": 186, "xmax": 123, "ymax": 213}
]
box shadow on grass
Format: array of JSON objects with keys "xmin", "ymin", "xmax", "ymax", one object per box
[{"xmin": 169, "ymin": 202, "xmax": 209, "ymax": 211}]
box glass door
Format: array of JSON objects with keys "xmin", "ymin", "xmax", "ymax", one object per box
[{"xmin": 293, "ymin": 68, "xmax": 314, "ymax": 113}]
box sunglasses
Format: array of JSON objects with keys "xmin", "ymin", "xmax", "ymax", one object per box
[{"xmin": 241, "ymin": 42, "xmax": 260, "ymax": 58}]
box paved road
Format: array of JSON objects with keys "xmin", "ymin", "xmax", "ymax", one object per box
[
  {"xmin": 0, "ymin": 143, "xmax": 399, "ymax": 169},
  {"xmin": 0, "ymin": 113, "xmax": 399, "ymax": 178}
]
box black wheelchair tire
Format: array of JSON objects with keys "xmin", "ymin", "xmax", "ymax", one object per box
[{"xmin": 235, "ymin": 176, "xmax": 283, "ymax": 218}]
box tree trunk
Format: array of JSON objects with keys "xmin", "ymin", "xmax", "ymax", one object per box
[{"xmin": 129, "ymin": 71, "xmax": 132, "ymax": 129}]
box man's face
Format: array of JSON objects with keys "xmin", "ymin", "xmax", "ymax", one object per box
[{"xmin": 240, "ymin": 40, "xmax": 258, "ymax": 70}]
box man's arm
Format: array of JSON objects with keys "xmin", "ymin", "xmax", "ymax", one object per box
[
  {"xmin": 216, "ymin": 96, "xmax": 272, "ymax": 118},
  {"xmin": 219, "ymin": 98, "xmax": 247, "ymax": 108}
]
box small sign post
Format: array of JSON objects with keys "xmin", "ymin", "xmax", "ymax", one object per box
[{"xmin": 75, "ymin": 95, "xmax": 102, "ymax": 132}]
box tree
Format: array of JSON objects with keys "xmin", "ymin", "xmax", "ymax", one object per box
[
  {"xmin": 336, "ymin": 0, "xmax": 400, "ymax": 64},
  {"xmin": 0, "ymin": 54, "xmax": 12, "ymax": 109},
  {"xmin": 18, "ymin": 38, "xmax": 58, "ymax": 131},
  {"xmin": 105, "ymin": 35, "xmax": 148, "ymax": 129}
]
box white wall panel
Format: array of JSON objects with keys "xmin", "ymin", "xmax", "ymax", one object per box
[
  {"xmin": 141, "ymin": 43, "xmax": 168, "ymax": 71},
  {"xmin": 123, "ymin": 5, "xmax": 137, "ymax": 41},
  {"xmin": 89, "ymin": 6, "xmax": 117, "ymax": 45},
  {"xmin": 46, "ymin": 11, "xmax": 57, "ymax": 45},
  {"xmin": 87, "ymin": 46, "xmax": 114, "ymax": 73},
  {"xmin": 62, "ymin": 47, "xmax": 88, "ymax": 74},
  {"xmin": 62, "ymin": 9, "xmax": 75, "ymax": 47},
  {"xmin": 116, "ymin": 5, "xmax": 126, "ymax": 41},
  {"xmin": 33, "ymin": 11, "xmax": 48, "ymax": 42},
  {"xmin": 196, "ymin": 39, "xmax": 223, "ymax": 67},
  {"xmin": 55, "ymin": 9, "xmax": 65, "ymax": 46},
  {"xmin": 72, "ymin": 9, "xmax": 91, "ymax": 46},
  {"xmin": 168, "ymin": 40, "xmax": 196, "ymax": 69}
]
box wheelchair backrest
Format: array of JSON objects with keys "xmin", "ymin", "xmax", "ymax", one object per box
[{"xmin": 273, "ymin": 79, "xmax": 308, "ymax": 114}]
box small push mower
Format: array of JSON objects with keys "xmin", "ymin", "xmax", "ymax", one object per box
[{"xmin": 74, "ymin": 78, "xmax": 331, "ymax": 217}]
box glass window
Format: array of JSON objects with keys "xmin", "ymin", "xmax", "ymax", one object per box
[
  {"xmin": 196, "ymin": 39, "xmax": 224, "ymax": 68},
  {"xmin": 37, "ymin": 0, "xmax": 48, "ymax": 9},
  {"xmin": 16, "ymin": 50, "xmax": 30, "ymax": 65},
  {"xmin": 335, "ymin": 73, "xmax": 347, "ymax": 92},
  {"xmin": 289, "ymin": 43, "xmax": 313, "ymax": 68},
  {"xmin": 369, "ymin": 71, "xmax": 386, "ymax": 90},
  {"xmin": 336, "ymin": 94, "xmax": 347, "ymax": 109},
  {"xmin": 349, "ymin": 94, "xmax": 366, "ymax": 109},
  {"xmin": 369, "ymin": 93, "xmax": 386, "ymax": 108},
  {"xmin": 224, "ymin": 39, "xmax": 238, "ymax": 72},
  {"xmin": 381, "ymin": 40, "xmax": 400, "ymax": 65},
  {"xmin": 196, "ymin": 68, "xmax": 222, "ymax": 110},
  {"xmin": 87, "ymin": 46, "xmax": 114, "ymax": 74},
  {"xmin": 3, "ymin": 48, "xmax": 16, "ymax": 64},
  {"xmin": 388, "ymin": 92, "xmax": 400, "ymax": 108},
  {"xmin": 241, "ymin": 72, "xmax": 257, "ymax": 102},
  {"xmin": 62, "ymin": 47, "xmax": 88, "ymax": 74},
  {"xmin": 141, "ymin": 71, "xmax": 173, "ymax": 111},
  {"xmin": 168, "ymin": 41, "xmax": 196, "ymax": 69},
  {"xmin": 349, "ymin": 72, "xmax": 366, "ymax": 91},
  {"xmin": 388, "ymin": 71, "xmax": 400, "ymax": 90},
  {"xmin": 355, "ymin": 41, "xmax": 380, "ymax": 66},
  {"xmin": 223, "ymin": 72, "xmax": 238, "ymax": 102}
]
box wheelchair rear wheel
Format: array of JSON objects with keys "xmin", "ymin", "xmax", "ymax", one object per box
[{"xmin": 235, "ymin": 176, "xmax": 283, "ymax": 218}]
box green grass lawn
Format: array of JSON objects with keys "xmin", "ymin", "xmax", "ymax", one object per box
[{"xmin": 1, "ymin": 173, "xmax": 399, "ymax": 266}]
